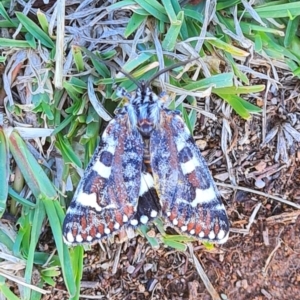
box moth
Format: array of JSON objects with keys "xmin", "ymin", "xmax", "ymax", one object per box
[{"xmin": 63, "ymin": 54, "xmax": 229, "ymax": 245}]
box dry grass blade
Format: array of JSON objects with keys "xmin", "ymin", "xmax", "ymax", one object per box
[
  {"xmin": 217, "ymin": 182, "xmax": 300, "ymax": 209},
  {"xmin": 54, "ymin": 0, "xmax": 65, "ymax": 89},
  {"xmin": 188, "ymin": 244, "xmax": 221, "ymax": 300}
]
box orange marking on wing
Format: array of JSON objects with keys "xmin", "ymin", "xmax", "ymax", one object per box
[
  {"xmin": 177, "ymin": 218, "xmax": 184, "ymax": 228},
  {"xmin": 169, "ymin": 208, "xmax": 178, "ymax": 222},
  {"xmin": 115, "ymin": 211, "xmax": 123, "ymax": 226},
  {"xmin": 80, "ymin": 216, "xmax": 87, "ymax": 231},
  {"xmin": 97, "ymin": 223, "xmax": 104, "ymax": 235},
  {"xmin": 72, "ymin": 227, "xmax": 78, "ymax": 237},
  {"xmin": 89, "ymin": 225, "xmax": 96, "ymax": 238},
  {"xmin": 214, "ymin": 219, "xmax": 220, "ymax": 235},
  {"xmin": 123, "ymin": 205, "xmax": 134, "ymax": 217},
  {"xmin": 187, "ymin": 171, "xmax": 201, "ymax": 188},
  {"xmin": 194, "ymin": 222, "xmax": 202, "ymax": 235},
  {"xmin": 204, "ymin": 213, "xmax": 211, "ymax": 235},
  {"xmin": 187, "ymin": 221, "xmax": 195, "ymax": 232},
  {"xmin": 108, "ymin": 222, "xmax": 114, "ymax": 231}
]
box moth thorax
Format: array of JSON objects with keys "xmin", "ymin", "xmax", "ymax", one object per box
[{"xmin": 137, "ymin": 119, "xmax": 155, "ymax": 137}]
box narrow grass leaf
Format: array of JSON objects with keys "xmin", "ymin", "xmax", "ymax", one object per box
[
  {"xmin": 184, "ymin": 73, "xmax": 234, "ymax": 90},
  {"xmin": 161, "ymin": 0, "xmax": 177, "ymax": 22},
  {"xmin": 240, "ymin": 2, "xmax": 300, "ymax": 19},
  {"xmin": 213, "ymin": 84, "xmax": 265, "ymax": 94},
  {"xmin": 37, "ymin": 10, "xmax": 49, "ymax": 33},
  {"xmin": 72, "ymin": 46, "xmax": 85, "ymax": 72},
  {"xmin": 23, "ymin": 199, "xmax": 46, "ymax": 300},
  {"xmin": 0, "ymin": 2, "xmax": 14, "ymax": 24},
  {"xmin": 124, "ymin": 13, "xmax": 146, "ymax": 38},
  {"xmin": 162, "ymin": 239, "xmax": 187, "ymax": 251},
  {"xmin": 55, "ymin": 134, "xmax": 82, "ymax": 168},
  {"xmin": 134, "ymin": 0, "xmax": 168, "ymax": 22},
  {"xmin": 7, "ymin": 130, "xmax": 57, "ymax": 199},
  {"xmin": 70, "ymin": 246, "xmax": 84, "ymax": 300},
  {"xmin": 46, "ymin": 198, "xmax": 77, "ymax": 297},
  {"xmin": 162, "ymin": 11, "xmax": 183, "ymax": 51},
  {"xmin": 0, "ymin": 277, "xmax": 20, "ymax": 300},
  {"xmin": 15, "ymin": 12, "xmax": 55, "ymax": 48},
  {"xmin": 0, "ymin": 38, "xmax": 31, "ymax": 47},
  {"xmin": 138, "ymin": 225, "xmax": 160, "ymax": 249},
  {"xmin": 217, "ymin": 93, "xmax": 251, "ymax": 119},
  {"xmin": 0, "ymin": 127, "xmax": 9, "ymax": 217},
  {"xmin": 8, "ymin": 187, "xmax": 36, "ymax": 208}
]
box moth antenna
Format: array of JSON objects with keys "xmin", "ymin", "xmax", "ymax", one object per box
[
  {"xmin": 80, "ymin": 46, "xmax": 141, "ymax": 89},
  {"xmin": 145, "ymin": 57, "xmax": 199, "ymax": 86}
]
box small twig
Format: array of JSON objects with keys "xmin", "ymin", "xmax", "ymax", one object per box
[
  {"xmin": 245, "ymin": 202, "xmax": 262, "ymax": 233},
  {"xmin": 216, "ymin": 182, "xmax": 300, "ymax": 209},
  {"xmin": 262, "ymin": 229, "xmax": 283, "ymax": 276}
]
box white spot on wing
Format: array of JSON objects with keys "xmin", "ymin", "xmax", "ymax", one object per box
[
  {"xmin": 87, "ymin": 236, "xmax": 93, "ymax": 242},
  {"xmin": 150, "ymin": 210, "xmax": 158, "ymax": 218},
  {"xmin": 208, "ymin": 231, "xmax": 216, "ymax": 240},
  {"xmin": 130, "ymin": 219, "xmax": 138, "ymax": 226},
  {"xmin": 123, "ymin": 215, "xmax": 128, "ymax": 223},
  {"xmin": 173, "ymin": 219, "xmax": 178, "ymax": 225},
  {"xmin": 140, "ymin": 215, "xmax": 148, "ymax": 224},
  {"xmin": 217, "ymin": 230, "xmax": 228, "ymax": 243},
  {"xmin": 190, "ymin": 187, "xmax": 216, "ymax": 207},
  {"xmin": 92, "ymin": 160, "xmax": 112, "ymax": 179},
  {"xmin": 139, "ymin": 172, "xmax": 154, "ymax": 196},
  {"xmin": 181, "ymin": 225, "xmax": 187, "ymax": 232},
  {"xmin": 104, "ymin": 228, "xmax": 110, "ymax": 235},
  {"xmin": 190, "ymin": 229, "xmax": 195, "ymax": 235},
  {"xmin": 76, "ymin": 234, "xmax": 83, "ymax": 243},
  {"xmin": 180, "ymin": 156, "xmax": 200, "ymax": 175},
  {"xmin": 176, "ymin": 139, "xmax": 186, "ymax": 152},
  {"xmin": 75, "ymin": 192, "xmax": 103, "ymax": 211},
  {"xmin": 114, "ymin": 223, "xmax": 120, "ymax": 230},
  {"xmin": 66, "ymin": 232, "xmax": 74, "ymax": 243}
]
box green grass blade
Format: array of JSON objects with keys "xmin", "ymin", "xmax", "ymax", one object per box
[
  {"xmin": 0, "ymin": 38, "xmax": 31, "ymax": 47},
  {"xmin": 8, "ymin": 187, "xmax": 36, "ymax": 208},
  {"xmin": 162, "ymin": 10, "xmax": 184, "ymax": 51},
  {"xmin": 217, "ymin": 93, "xmax": 253, "ymax": 119},
  {"xmin": 124, "ymin": 13, "xmax": 147, "ymax": 37},
  {"xmin": 0, "ymin": 276, "xmax": 20, "ymax": 300},
  {"xmin": 134, "ymin": 0, "xmax": 169, "ymax": 22},
  {"xmin": 15, "ymin": 12, "xmax": 55, "ymax": 48},
  {"xmin": 184, "ymin": 73, "xmax": 234, "ymax": 90},
  {"xmin": 23, "ymin": 199, "xmax": 46, "ymax": 300},
  {"xmin": 42, "ymin": 198, "xmax": 77, "ymax": 298},
  {"xmin": 0, "ymin": 127, "xmax": 9, "ymax": 217},
  {"xmin": 7, "ymin": 130, "xmax": 57, "ymax": 198}
]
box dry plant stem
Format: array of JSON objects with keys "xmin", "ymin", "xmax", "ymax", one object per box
[
  {"xmin": 216, "ymin": 182, "xmax": 300, "ymax": 209},
  {"xmin": 54, "ymin": 0, "xmax": 65, "ymax": 89},
  {"xmin": 262, "ymin": 231, "xmax": 283, "ymax": 276},
  {"xmin": 0, "ymin": 270, "xmax": 49, "ymax": 294},
  {"xmin": 188, "ymin": 244, "xmax": 222, "ymax": 300}
]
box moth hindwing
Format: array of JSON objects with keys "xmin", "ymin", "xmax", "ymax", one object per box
[{"xmin": 63, "ymin": 63, "xmax": 229, "ymax": 245}]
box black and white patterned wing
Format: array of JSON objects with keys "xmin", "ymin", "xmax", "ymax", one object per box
[
  {"xmin": 63, "ymin": 113, "xmax": 144, "ymax": 245},
  {"xmin": 150, "ymin": 109, "xmax": 229, "ymax": 244}
]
